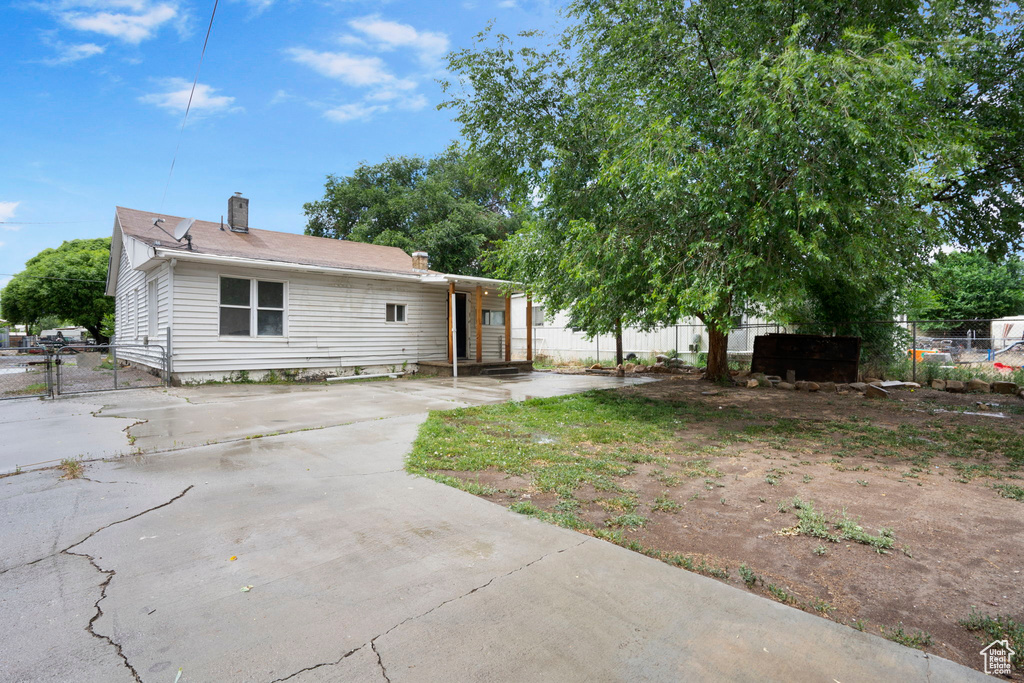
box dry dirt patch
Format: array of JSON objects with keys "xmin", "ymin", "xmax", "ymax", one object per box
[{"xmin": 408, "ymin": 378, "xmax": 1024, "ymax": 676}]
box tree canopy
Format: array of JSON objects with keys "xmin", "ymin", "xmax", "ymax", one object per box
[
  {"xmin": 911, "ymin": 251, "xmax": 1024, "ymax": 322},
  {"xmin": 443, "ymin": 0, "xmax": 1024, "ymax": 379},
  {"xmin": 0, "ymin": 238, "xmax": 114, "ymax": 343},
  {"xmin": 303, "ymin": 147, "xmax": 524, "ymax": 276}
]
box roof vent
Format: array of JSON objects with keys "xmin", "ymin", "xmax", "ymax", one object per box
[
  {"xmin": 412, "ymin": 251, "xmax": 429, "ymax": 271},
  {"xmin": 228, "ymin": 192, "xmax": 249, "ymax": 233}
]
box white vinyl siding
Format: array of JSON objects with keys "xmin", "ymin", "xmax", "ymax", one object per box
[
  {"xmin": 169, "ymin": 262, "xmax": 452, "ymax": 374},
  {"xmin": 112, "ymin": 232, "xmax": 171, "ymax": 368}
]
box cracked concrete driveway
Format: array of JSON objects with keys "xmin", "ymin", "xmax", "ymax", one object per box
[{"xmin": 1, "ymin": 374, "xmax": 987, "ymax": 682}]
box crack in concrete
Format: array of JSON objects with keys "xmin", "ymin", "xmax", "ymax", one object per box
[
  {"xmin": 371, "ymin": 640, "xmax": 391, "ymax": 682},
  {"xmin": 267, "ymin": 538, "xmax": 588, "ymax": 683},
  {"xmin": 366, "ymin": 538, "xmax": 589, "ymax": 679},
  {"xmin": 19, "ymin": 485, "xmax": 195, "ymax": 682},
  {"xmin": 0, "ymin": 485, "xmax": 194, "ymax": 577},
  {"xmin": 267, "ymin": 644, "xmax": 364, "ymax": 683}
]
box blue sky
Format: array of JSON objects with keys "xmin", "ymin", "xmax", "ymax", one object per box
[{"xmin": 0, "ymin": 0, "xmax": 562, "ymax": 285}]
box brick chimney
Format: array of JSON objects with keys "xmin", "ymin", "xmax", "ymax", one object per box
[
  {"xmin": 228, "ymin": 192, "xmax": 249, "ymax": 233},
  {"xmin": 412, "ymin": 251, "xmax": 429, "ymax": 271}
]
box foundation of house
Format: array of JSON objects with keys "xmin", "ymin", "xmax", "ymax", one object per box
[{"xmin": 416, "ymin": 360, "xmax": 534, "ymax": 378}]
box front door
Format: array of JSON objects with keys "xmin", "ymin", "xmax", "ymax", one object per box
[{"xmin": 455, "ymin": 293, "xmax": 468, "ymax": 359}]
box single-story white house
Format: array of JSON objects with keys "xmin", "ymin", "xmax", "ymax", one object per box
[{"xmin": 105, "ymin": 194, "xmax": 531, "ymax": 383}]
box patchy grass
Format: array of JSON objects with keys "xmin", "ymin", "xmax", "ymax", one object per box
[
  {"xmin": 882, "ymin": 624, "xmax": 933, "ymax": 650},
  {"xmin": 59, "ymin": 457, "xmax": 84, "ymax": 479},
  {"xmin": 408, "ymin": 383, "xmax": 1024, "ymax": 673},
  {"xmin": 993, "ymin": 483, "xmax": 1024, "ymax": 502},
  {"xmin": 959, "ymin": 610, "xmax": 1023, "ymax": 668}
]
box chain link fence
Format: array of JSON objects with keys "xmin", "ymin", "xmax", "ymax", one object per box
[
  {"xmin": 0, "ymin": 343, "xmax": 169, "ymax": 399},
  {"xmin": 522, "ymin": 318, "xmax": 1024, "ymax": 383}
]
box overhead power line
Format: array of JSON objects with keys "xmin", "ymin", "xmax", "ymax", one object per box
[{"xmin": 160, "ymin": 0, "xmax": 221, "ymax": 210}]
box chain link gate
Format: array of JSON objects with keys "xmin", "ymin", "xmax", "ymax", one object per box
[{"xmin": 53, "ymin": 344, "xmax": 168, "ymax": 395}]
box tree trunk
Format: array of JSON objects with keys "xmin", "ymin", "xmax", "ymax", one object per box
[
  {"xmin": 85, "ymin": 325, "xmax": 108, "ymax": 345},
  {"xmin": 615, "ymin": 318, "xmax": 624, "ymax": 366},
  {"xmin": 705, "ymin": 324, "xmax": 730, "ymax": 383}
]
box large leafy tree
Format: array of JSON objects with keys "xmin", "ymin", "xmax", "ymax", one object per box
[
  {"xmin": 1, "ymin": 238, "xmax": 114, "ymax": 343},
  {"xmin": 444, "ymin": 0, "xmax": 1024, "ymax": 380},
  {"xmin": 303, "ymin": 147, "xmax": 523, "ymax": 276},
  {"xmin": 912, "ymin": 251, "xmax": 1024, "ymax": 321}
]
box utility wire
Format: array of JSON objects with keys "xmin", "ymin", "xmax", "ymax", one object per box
[{"xmin": 160, "ymin": 0, "xmax": 221, "ymax": 210}]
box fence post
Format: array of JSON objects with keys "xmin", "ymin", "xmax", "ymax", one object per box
[
  {"xmin": 912, "ymin": 322, "xmax": 917, "ymax": 384},
  {"xmin": 45, "ymin": 346, "xmax": 54, "ymax": 398}
]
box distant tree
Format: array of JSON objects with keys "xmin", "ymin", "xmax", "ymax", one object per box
[
  {"xmin": 0, "ymin": 238, "xmax": 113, "ymax": 343},
  {"xmin": 303, "ymin": 147, "xmax": 524, "ymax": 276},
  {"xmin": 912, "ymin": 251, "xmax": 1024, "ymax": 322}
]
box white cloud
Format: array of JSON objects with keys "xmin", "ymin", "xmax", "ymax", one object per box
[
  {"xmin": 139, "ymin": 78, "xmax": 237, "ymax": 113},
  {"xmin": 324, "ymin": 102, "xmax": 389, "ymax": 123},
  {"xmin": 60, "ymin": 2, "xmax": 179, "ymax": 43},
  {"xmin": 0, "ymin": 202, "xmax": 20, "ymax": 229},
  {"xmin": 288, "ymin": 17, "xmax": 446, "ymax": 125},
  {"xmin": 347, "ymin": 15, "xmax": 449, "ymax": 67},
  {"xmin": 42, "ymin": 41, "xmax": 106, "ymax": 64},
  {"xmin": 497, "ymin": 0, "xmax": 518, "ymax": 7},
  {"xmin": 286, "ymin": 48, "xmax": 398, "ymax": 88}
]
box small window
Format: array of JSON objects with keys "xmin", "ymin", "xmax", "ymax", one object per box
[
  {"xmin": 220, "ymin": 277, "xmax": 286, "ymax": 337},
  {"xmin": 257, "ymin": 281, "xmax": 284, "ymax": 336},
  {"xmin": 482, "ymin": 310, "xmax": 505, "ymax": 326},
  {"xmin": 220, "ymin": 277, "xmax": 251, "ymax": 336},
  {"xmin": 386, "ymin": 303, "xmax": 406, "ymax": 322},
  {"xmin": 532, "ymin": 305, "xmax": 544, "ymax": 327},
  {"xmin": 148, "ymin": 279, "xmax": 158, "ymax": 336}
]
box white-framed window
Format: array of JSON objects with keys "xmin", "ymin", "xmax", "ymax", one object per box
[
  {"xmin": 482, "ymin": 310, "xmax": 505, "ymax": 326},
  {"xmin": 133, "ymin": 288, "xmax": 141, "ymax": 338},
  {"xmin": 148, "ymin": 279, "xmax": 158, "ymax": 337},
  {"xmin": 531, "ymin": 305, "xmax": 545, "ymax": 326},
  {"xmin": 219, "ymin": 277, "xmax": 286, "ymax": 337},
  {"xmin": 386, "ymin": 303, "xmax": 407, "ymax": 323}
]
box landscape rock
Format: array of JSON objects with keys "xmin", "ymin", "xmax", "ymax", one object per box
[
  {"xmin": 865, "ymin": 385, "xmax": 890, "ymax": 399},
  {"xmin": 616, "ymin": 364, "xmax": 625, "ymax": 377},
  {"xmin": 631, "ymin": 365, "xmax": 646, "ymax": 374},
  {"xmin": 869, "ymin": 380, "xmax": 884, "ymax": 387},
  {"xmin": 849, "ymin": 382, "xmax": 868, "ymax": 393},
  {"xmin": 817, "ymin": 382, "xmax": 836, "ymax": 394},
  {"xmin": 786, "ymin": 370, "xmax": 796, "ymax": 384},
  {"xmin": 975, "ymin": 402, "xmax": 992, "ymax": 412},
  {"xmin": 777, "ymin": 382, "xmax": 796, "ymax": 391},
  {"xmin": 902, "ymin": 382, "xmax": 921, "ymax": 389},
  {"xmin": 864, "ymin": 377, "xmax": 881, "ymax": 384},
  {"xmin": 624, "ymin": 362, "xmax": 636, "ymax": 372},
  {"xmin": 746, "ymin": 379, "xmax": 759, "ymax": 389},
  {"xmin": 880, "ymin": 381, "xmax": 907, "ymax": 389},
  {"xmin": 992, "ymin": 381, "xmax": 1018, "ymax": 395},
  {"xmin": 765, "ymin": 375, "xmax": 782, "ymax": 383},
  {"xmin": 930, "ymin": 379, "xmax": 946, "ymax": 391},
  {"xmin": 590, "ymin": 363, "xmax": 603, "ymax": 370},
  {"xmin": 795, "ymin": 381, "xmax": 820, "ymax": 392},
  {"xmin": 967, "ymin": 379, "xmax": 991, "ymax": 393},
  {"xmin": 750, "ymin": 372, "xmax": 768, "ymax": 385},
  {"xmin": 945, "ymin": 380, "xmax": 965, "ymax": 393}
]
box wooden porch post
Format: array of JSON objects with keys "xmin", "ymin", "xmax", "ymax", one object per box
[
  {"xmin": 525, "ymin": 295, "xmax": 533, "ymax": 362},
  {"xmin": 447, "ymin": 282, "xmax": 454, "ymax": 363},
  {"xmin": 504, "ymin": 296, "xmax": 511, "ymax": 362},
  {"xmin": 475, "ymin": 286, "xmax": 483, "ymax": 362}
]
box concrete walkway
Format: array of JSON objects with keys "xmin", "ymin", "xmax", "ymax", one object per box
[{"xmin": 0, "ymin": 375, "xmax": 986, "ymax": 681}]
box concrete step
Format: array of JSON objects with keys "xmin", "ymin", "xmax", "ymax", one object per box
[{"xmin": 481, "ymin": 367, "xmax": 520, "ymax": 376}]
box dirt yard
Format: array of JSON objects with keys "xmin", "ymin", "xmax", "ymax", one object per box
[{"xmin": 409, "ymin": 376, "xmax": 1024, "ymax": 676}]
